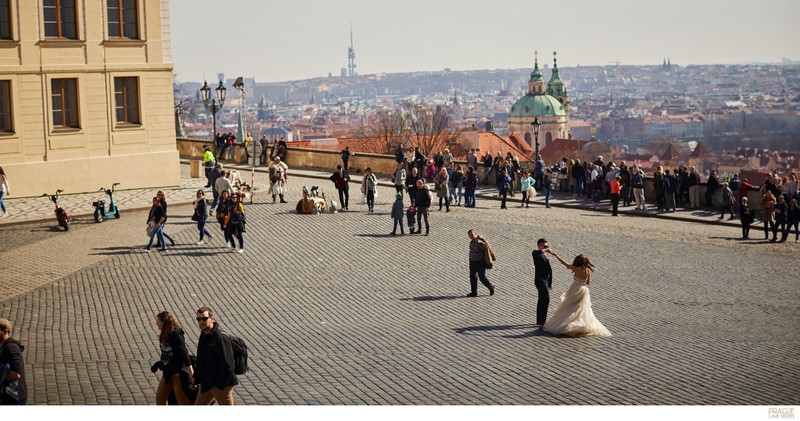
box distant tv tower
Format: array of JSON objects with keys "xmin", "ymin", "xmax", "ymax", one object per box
[{"xmin": 347, "ymin": 24, "xmax": 357, "ymax": 77}]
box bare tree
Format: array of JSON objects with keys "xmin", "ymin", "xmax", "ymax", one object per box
[
  {"xmin": 173, "ymin": 73, "xmax": 191, "ymax": 138},
  {"xmin": 405, "ymin": 103, "xmax": 454, "ymax": 157},
  {"xmin": 356, "ymin": 108, "xmax": 409, "ymax": 154}
]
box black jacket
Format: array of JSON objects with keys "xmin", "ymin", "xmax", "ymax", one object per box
[
  {"xmin": 329, "ymin": 170, "xmax": 350, "ymax": 190},
  {"xmin": 532, "ymin": 250, "xmax": 552, "ymax": 288},
  {"xmin": 160, "ymin": 329, "xmax": 193, "ymax": 378},
  {"xmin": 195, "ymin": 323, "xmax": 238, "ymax": 392},
  {"xmin": 415, "ymin": 185, "xmax": 431, "ymax": 208},
  {"xmin": 0, "ymin": 338, "xmax": 27, "ymax": 404}
]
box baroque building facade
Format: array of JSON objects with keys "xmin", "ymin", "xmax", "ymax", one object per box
[
  {"xmin": 0, "ymin": 0, "xmax": 179, "ymax": 196},
  {"xmin": 508, "ymin": 51, "xmax": 569, "ymax": 154}
]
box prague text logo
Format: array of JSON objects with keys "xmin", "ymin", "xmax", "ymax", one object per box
[{"xmin": 769, "ymin": 408, "xmax": 795, "ymax": 419}]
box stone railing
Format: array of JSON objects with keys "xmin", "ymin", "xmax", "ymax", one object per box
[{"xmin": 176, "ymin": 138, "xmax": 763, "ymax": 208}]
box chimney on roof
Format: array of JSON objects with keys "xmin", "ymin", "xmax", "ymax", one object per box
[{"xmin": 485, "ymin": 121, "xmax": 494, "ymax": 132}]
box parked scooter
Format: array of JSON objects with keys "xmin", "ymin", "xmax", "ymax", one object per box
[
  {"xmin": 93, "ymin": 183, "xmax": 121, "ymax": 223},
  {"xmin": 43, "ymin": 189, "xmax": 70, "ymax": 231}
]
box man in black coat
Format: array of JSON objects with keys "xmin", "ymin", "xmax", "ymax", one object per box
[
  {"xmin": 405, "ymin": 167, "xmax": 422, "ymax": 206},
  {"xmin": 395, "ymin": 145, "xmax": 405, "ymax": 165},
  {"xmin": 194, "ymin": 306, "xmax": 238, "ymax": 405},
  {"xmin": 706, "ymin": 169, "xmax": 720, "ymax": 207},
  {"xmin": 341, "ymin": 146, "xmax": 353, "ymax": 170},
  {"xmin": 329, "ymin": 165, "xmax": 351, "ymax": 211},
  {"xmin": 532, "ymin": 238, "xmax": 553, "ymax": 326},
  {"xmin": 413, "ymin": 179, "xmax": 431, "ymax": 235}
]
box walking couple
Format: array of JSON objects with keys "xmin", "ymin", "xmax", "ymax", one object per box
[{"xmin": 532, "ymin": 238, "xmax": 611, "ymax": 337}]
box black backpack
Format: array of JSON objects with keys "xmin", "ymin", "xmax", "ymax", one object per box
[{"xmin": 222, "ymin": 332, "xmax": 249, "ymax": 375}]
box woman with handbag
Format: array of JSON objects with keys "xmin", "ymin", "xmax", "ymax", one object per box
[
  {"xmin": 153, "ymin": 312, "xmax": 194, "ymax": 405},
  {"xmin": 144, "ymin": 197, "xmax": 166, "ymax": 252},
  {"xmin": 361, "ymin": 167, "xmax": 378, "ymax": 214},
  {"xmin": 193, "ymin": 189, "xmax": 214, "ymax": 245},
  {"xmin": 0, "ymin": 318, "xmax": 27, "ymax": 405},
  {"xmin": 224, "ymin": 193, "xmax": 246, "ymax": 253}
]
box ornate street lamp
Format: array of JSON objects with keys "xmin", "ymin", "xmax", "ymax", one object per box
[
  {"xmin": 201, "ymin": 80, "xmax": 226, "ymax": 156},
  {"xmin": 531, "ymin": 117, "xmax": 541, "ymax": 159}
]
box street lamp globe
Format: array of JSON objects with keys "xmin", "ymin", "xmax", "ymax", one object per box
[
  {"xmin": 200, "ymin": 81, "xmax": 210, "ymax": 105},
  {"xmin": 532, "ymin": 117, "xmax": 540, "ymax": 136},
  {"xmin": 215, "ymin": 80, "xmax": 226, "ymax": 104}
]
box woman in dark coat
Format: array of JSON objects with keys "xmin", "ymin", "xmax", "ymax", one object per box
[{"xmin": 154, "ymin": 312, "xmax": 194, "ymax": 405}]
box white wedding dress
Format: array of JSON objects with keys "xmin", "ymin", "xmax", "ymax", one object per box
[{"xmin": 543, "ymin": 274, "xmax": 611, "ymax": 337}]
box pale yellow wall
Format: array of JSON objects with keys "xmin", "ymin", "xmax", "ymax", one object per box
[{"xmin": 0, "ymin": 0, "xmax": 180, "ymax": 197}]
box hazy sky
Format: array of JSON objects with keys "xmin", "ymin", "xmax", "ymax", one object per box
[{"xmin": 170, "ymin": 0, "xmax": 799, "ymax": 83}]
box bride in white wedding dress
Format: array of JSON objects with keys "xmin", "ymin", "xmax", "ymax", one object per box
[{"xmin": 542, "ymin": 251, "xmax": 611, "ymax": 337}]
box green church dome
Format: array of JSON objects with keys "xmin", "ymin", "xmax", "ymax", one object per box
[{"xmin": 509, "ymin": 94, "xmax": 565, "ymax": 117}]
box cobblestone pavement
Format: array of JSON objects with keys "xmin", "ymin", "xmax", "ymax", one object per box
[{"xmin": 1, "ymin": 164, "xmax": 798, "ymax": 405}]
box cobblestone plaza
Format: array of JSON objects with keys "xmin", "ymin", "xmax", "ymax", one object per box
[{"xmin": 1, "ymin": 170, "xmax": 798, "ymax": 406}]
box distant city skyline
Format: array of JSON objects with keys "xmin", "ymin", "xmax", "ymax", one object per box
[{"xmin": 170, "ymin": 0, "xmax": 799, "ymax": 83}]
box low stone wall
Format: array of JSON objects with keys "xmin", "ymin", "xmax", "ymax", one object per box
[{"xmin": 176, "ymin": 138, "xmax": 762, "ymax": 208}]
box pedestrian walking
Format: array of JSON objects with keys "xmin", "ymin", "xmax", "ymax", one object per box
[
  {"xmin": 782, "ymin": 198, "xmax": 800, "ymax": 242},
  {"xmin": 520, "ymin": 170, "xmax": 535, "ymax": 208},
  {"xmin": 153, "ymin": 311, "xmax": 194, "ymax": 405},
  {"xmin": 0, "ymin": 318, "xmax": 27, "ymax": 405},
  {"xmin": 466, "ymin": 230, "xmax": 495, "ymax": 297},
  {"xmin": 144, "ymin": 197, "xmax": 166, "ymax": 252},
  {"xmin": 771, "ymin": 194, "xmax": 787, "ymax": 242},
  {"xmin": 610, "ymin": 176, "xmax": 622, "ymax": 216},
  {"xmin": 193, "ymin": 190, "xmax": 214, "ymax": 245},
  {"xmin": 497, "ymin": 170, "xmax": 511, "ymax": 209},
  {"xmin": 155, "ymin": 191, "xmax": 176, "ymax": 249},
  {"xmin": 450, "ymin": 165, "xmax": 464, "ymax": 206},
  {"xmin": 194, "ymin": 307, "xmax": 238, "ymax": 405},
  {"xmin": 203, "ymin": 146, "xmax": 215, "ymax": 188},
  {"xmin": 0, "ymin": 166, "xmax": 8, "ymax": 218},
  {"xmin": 720, "ymin": 182, "xmax": 735, "ymax": 220},
  {"xmin": 688, "ymin": 166, "xmax": 701, "ymax": 209},
  {"xmin": 341, "ymin": 146, "xmax": 354, "ymax": 170},
  {"xmin": 463, "ymin": 166, "xmax": 478, "ymax": 208},
  {"xmin": 330, "ymin": 165, "xmax": 351, "ymax": 211},
  {"xmin": 224, "ymin": 193, "xmax": 246, "ymax": 253},
  {"xmin": 543, "ymin": 169, "xmax": 553, "ymax": 208},
  {"xmin": 390, "ymin": 192, "xmax": 405, "ymax": 236},
  {"xmin": 361, "ymin": 167, "xmax": 378, "ymax": 214},
  {"xmin": 268, "ymin": 157, "xmax": 288, "ymax": 203}
]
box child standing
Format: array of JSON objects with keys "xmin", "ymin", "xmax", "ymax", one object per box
[
  {"xmin": 406, "ymin": 205, "xmax": 416, "ymax": 235},
  {"xmin": 390, "ymin": 192, "xmax": 405, "ymax": 236},
  {"xmin": 739, "ymin": 196, "xmax": 754, "ymax": 239}
]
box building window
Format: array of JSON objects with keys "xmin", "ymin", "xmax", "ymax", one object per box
[
  {"xmin": 107, "ymin": 0, "xmax": 138, "ymax": 39},
  {"xmin": 51, "ymin": 79, "xmax": 79, "ymax": 129},
  {"xmin": 0, "ymin": 80, "xmax": 11, "ymax": 133},
  {"xmin": 114, "ymin": 77, "xmax": 140, "ymax": 125},
  {"xmin": 43, "ymin": 0, "xmax": 77, "ymax": 39},
  {"xmin": 0, "ymin": 0, "xmax": 11, "ymax": 40}
]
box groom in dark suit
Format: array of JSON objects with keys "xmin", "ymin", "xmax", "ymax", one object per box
[{"xmin": 532, "ymin": 238, "xmax": 552, "ymax": 326}]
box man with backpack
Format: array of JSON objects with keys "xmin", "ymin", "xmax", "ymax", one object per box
[{"xmin": 194, "ymin": 306, "xmax": 238, "ymax": 405}]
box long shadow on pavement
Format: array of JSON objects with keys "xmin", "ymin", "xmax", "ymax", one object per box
[
  {"xmin": 454, "ymin": 324, "xmax": 543, "ymax": 339},
  {"xmin": 401, "ymin": 295, "xmax": 465, "ymax": 302}
]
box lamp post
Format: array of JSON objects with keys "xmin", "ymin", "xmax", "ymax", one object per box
[
  {"xmin": 531, "ymin": 117, "xmax": 541, "ymax": 159},
  {"xmin": 200, "ymin": 80, "xmax": 226, "ymax": 157}
]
